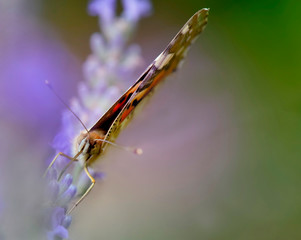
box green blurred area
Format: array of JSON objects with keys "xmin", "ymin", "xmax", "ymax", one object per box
[
  {"xmin": 152, "ymin": 1, "xmax": 301, "ymax": 239},
  {"xmin": 11, "ymin": 0, "xmax": 301, "ymax": 239}
]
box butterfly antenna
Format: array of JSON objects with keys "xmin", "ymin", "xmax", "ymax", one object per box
[
  {"xmin": 45, "ymin": 80, "xmax": 89, "ymax": 133},
  {"xmin": 95, "ymin": 139, "xmax": 143, "ymax": 155}
]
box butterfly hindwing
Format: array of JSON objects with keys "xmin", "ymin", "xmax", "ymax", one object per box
[{"xmin": 91, "ymin": 8, "xmax": 209, "ymax": 151}]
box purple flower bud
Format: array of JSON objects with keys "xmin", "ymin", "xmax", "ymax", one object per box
[
  {"xmin": 59, "ymin": 174, "xmax": 73, "ymax": 194},
  {"xmin": 47, "ymin": 225, "xmax": 69, "ymax": 240},
  {"xmin": 88, "ymin": 0, "xmax": 116, "ymax": 24},
  {"xmin": 94, "ymin": 171, "xmax": 106, "ymax": 180},
  {"xmin": 51, "ymin": 207, "xmax": 66, "ymax": 229},
  {"xmin": 58, "ymin": 185, "xmax": 77, "ymax": 207},
  {"xmin": 122, "ymin": 0, "xmax": 152, "ymax": 22},
  {"xmin": 62, "ymin": 215, "xmax": 72, "ymax": 229},
  {"xmin": 90, "ymin": 33, "xmax": 106, "ymax": 58}
]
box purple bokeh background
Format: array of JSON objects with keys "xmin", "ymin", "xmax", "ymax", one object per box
[{"xmin": 0, "ymin": 2, "xmax": 82, "ymax": 238}]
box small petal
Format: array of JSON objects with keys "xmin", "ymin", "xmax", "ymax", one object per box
[
  {"xmin": 122, "ymin": 0, "xmax": 152, "ymax": 22},
  {"xmin": 88, "ymin": 0, "xmax": 116, "ymax": 23},
  {"xmin": 52, "ymin": 111, "xmax": 76, "ymax": 155},
  {"xmin": 58, "ymin": 185, "xmax": 77, "ymax": 206},
  {"xmin": 83, "ymin": 55, "xmax": 100, "ymax": 80},
  {"xmin": 47, "ymin": 225, "xmax": 69, "ymax": 240},
  {"xmin": 59, "ymin": 174, "xmax": 73, "ymax": 194},
  {"xmin": 90, "ymin": 33, "xmax": 106, "ymax": 59},
  {"xmin": 121, "ymin": 44, "xmax": 143, "ymax": 71},
  {"xmin": 62, "ymin": 215, "xmax": 72, "ymax": 229},
  {"xmin": 94, "ymin": 171, "xmax": 106, "ymax": 180},
  {"xmin": 51, "ymin": 207, "xmax": 66, "ymax": 228}
]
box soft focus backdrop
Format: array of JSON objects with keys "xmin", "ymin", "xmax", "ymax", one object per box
[{"xmin": 0, "ymin": 0, "xmax": 300, "ymax": 239}]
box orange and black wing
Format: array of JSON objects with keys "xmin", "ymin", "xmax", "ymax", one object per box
[
  {"xmin": 89, "ymin": 64, "xmax": 152, "ymax": 133},
  {"xmin": 91, "ymin": 8, "xmax": 209, "ymax": 150}
]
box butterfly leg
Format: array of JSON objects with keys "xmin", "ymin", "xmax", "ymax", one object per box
[
  {"xmin": 67, "ymin": 164, "xmax": 95, "ymax": 214},
  {"xmin": 43, "ymin": 151, "xmax": 82, "ymax": 178},
  {"xmin": 57, "ymin": 150, "xmax": 83, "ymax": 180},
  {"xmin": 43, "ymin": 152, "xmax": 74, "ymax": 178}
]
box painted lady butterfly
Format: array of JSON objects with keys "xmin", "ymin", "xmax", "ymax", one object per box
[{"xmin": 47, "ymin": 8, "xmax": 209, "ymax": 213}]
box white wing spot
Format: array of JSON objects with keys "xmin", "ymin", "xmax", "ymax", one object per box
[
  {"xmin": 181, "ymin": 24, "xmax": 189, "ymax": 35},
  {"xmin": 154, "ymin": 52, "xmax": 163, "ymax": 62},
  {"xmin": 156, "ymin": 53, "xmax": 174, "ymax": 70}
]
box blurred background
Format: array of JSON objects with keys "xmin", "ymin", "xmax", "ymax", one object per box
[{"xmin": 0, "ymin": 0, "xmax": 300, "ymax": 239}]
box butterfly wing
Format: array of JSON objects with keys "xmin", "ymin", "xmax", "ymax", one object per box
[
  {"xmin": 91, "ymin": 8, "xmax": 209, "ymax": 151},
  {"xmin": 118, "ymin": 8, "xmax": 209, "ymax": 124},
  {"xmin": 89, "ymin": 64, "xmax": 153, "ymax": 133}
]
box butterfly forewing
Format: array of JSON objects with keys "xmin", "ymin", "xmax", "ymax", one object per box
[
  {"xmin": 90, "ymin": 8, "xmax": 209, "ymax": 153},
  {"xmin": 89, "ymin": 65, "xmax": 152, "ymax": 133}
]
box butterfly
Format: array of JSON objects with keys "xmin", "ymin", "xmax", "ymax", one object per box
[{"xmin": 46, "ymin": 8, "xmax": 209, "ymax": 213}]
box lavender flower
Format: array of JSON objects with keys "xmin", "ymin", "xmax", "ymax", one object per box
[
  {"xmin": 122, "ymin": 0, "xmax": 152, "ymax": 22},
  {"xmin": 45, "ymin": 0, "xmax": 152, "ymax": 239}
]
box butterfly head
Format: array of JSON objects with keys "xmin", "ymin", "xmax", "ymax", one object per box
[{"xmin": 75, "ymin": 130, "xmax": 106, "ymax": 165}]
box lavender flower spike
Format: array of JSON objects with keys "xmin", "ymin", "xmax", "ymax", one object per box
[{"xmin": 45, "ymin": 0, "xmax": 152, "ymax": 239}]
